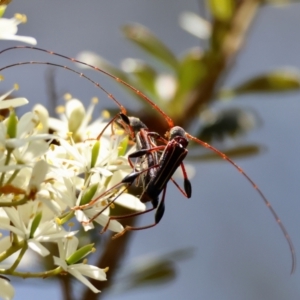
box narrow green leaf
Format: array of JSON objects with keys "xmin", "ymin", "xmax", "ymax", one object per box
[
  {"xmin": 80, "ymin": 183, "xmax": 98, "ymax": 206},
  {"xmin": 120, "ymin": 248, "xmax": 194, "ymax": 291},
  {"xmin": 118, "ymin": 136, "xmax": 129, "ymax": 157},
  {"xmin": 129, "ymin": 261, "xmax": 176, "ymax": 288},
  {"xmin": 122, "ymin": 24, "xmax": 179, "ymax": 71},
  {"xmin": 208, "ymin": 0, "xmax": 234, "ymax": 21},
  {"xmin": 122, "ymin": 58, "xmax": 157, "ymax": 96},
  {"xmin": 57, "ymin": 211, "xmax": 74, "ymax": 225},
  {"xmin": 91, "ymin": 141, "xmax": 100, "ymax": 168},
  {"xmin": 66, "ymin": 243, "xmax": 94, "ymax": 265},
  {"xmin": 76, "ymin": 51, "xmax": 133, "ymax": 85},
  {"xmin": 176, "ymin": 48, "xmax": 205, "ymax": 102},
  {"xmin": 0, "ymin": 5, "xmax": 7, "ymax": 17},
  {"xmin": 219, "ymin": 69, "xmax": 300, "ymax": 97},
  {"xmin": 7, "ymin": 109, "xmax": 17, "ymax": 139},
  {"xmin": 29, "ymin": 211, "xmax": 42, "ymax": 238}
]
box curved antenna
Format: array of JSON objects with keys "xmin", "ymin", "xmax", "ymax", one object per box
[
  {"xmin": 0, "ymin": 46, "xmax": 174, "ymax": 128},
  {"xmin": 186, "ymin": 132, "xmax": 296, "ymax": 274},
  {"xmin": 0, "ymin": 61, "xmax": 127, "ymax": 116},
  {"xmin": 0, "ymin": 47, "xmax": 295, "ymax": 273}
]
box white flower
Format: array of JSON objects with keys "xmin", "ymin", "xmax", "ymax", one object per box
[
  {"xmin": 0, "ymin": 84, "xmax": 28, "ymax": 110},
  {"xmin": 48, "ymin": 98, "xmax": 108, "ymax": 142},
  {"xmin": 0, "ymin": 13, "xmax": 36, "ymax": 44},
  {"xmin": 106, "ymin": 170, "xmax": 146, "ymax": 211},
  {"xmin": 0, "ymin": 93, "xmax": 141, "ymax": 296},
  {"xmin": 54, "ymin": 236, "xmax": 107, "ymax": 293},
  {"xmin": 0, "ymin": 204, "xmax": 77, "ymax": 257},
  {"xmin": 53, "ymin": 175, "xmax": 124, "ymax": 233},
  {"xmin": 0, "ymin": 277, "xmax": 14, "ymax": 300}
]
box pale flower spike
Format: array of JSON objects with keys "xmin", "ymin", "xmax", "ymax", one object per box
[{"xmin": 0, "ymin": 88, "xmax": 142, "ymax": 297}]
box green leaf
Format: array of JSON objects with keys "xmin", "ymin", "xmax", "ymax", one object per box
[
  {"xmin": 80, "ymin": 183, "xmax": 98, "ymax": 206},
  {"xmin": 122, "ymin": 24, "xmax": 179, "ymax": 71},
  {"xmin": 189, "ymin": 144, "xmax": 263, "ymax": 161},
  {"xmin": 57, "ymin": 211, "xmax": 75, "ymax": 225},
  {"xmin": 29, "ymin": 211, "xmax": 42, "ymax": 238},
  {"xmin": 130, "ymin": 261, "xmax": 176, "ymax": 287},
  {"xmin": 116, "ymin": 248, "xmax": 194, "ymax": 292},
  {"xmin": 118, "ymin": 135, "xmax": 129, "ymax": 157},
  {"xmin": 175, "ymin": 48, "xmax": 205, "ymax": 104},
  {"xmin": 208, "ymin": 0, "xmax": 234, "ymax": 21},
  {"xmin": 66, "ymin": 243, "xmax": 94, "ymax": 265},
  {"xmin": 219, "ymin": 69, "xmax": 300, "ymax": 97},
  {"xmin": 0, "ymin": 5, "xmax": 7, "ymax": 18},
  {"xmin": 7, "ymin": 109, "xmax": 17, "ymax": 139},
  {"xmin": 91, "ymin": 141, "xmax": 100, "ymax": 168},
  {"xmin": 76, "ymin": 51, "xmax": 132, "ymax": 84},
  {"xmin": 122, "ymin": 58, "xmax": 158, "ymax": 97}
]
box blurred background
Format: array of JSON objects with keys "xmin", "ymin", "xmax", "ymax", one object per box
[{"xmin": 1, "ymin": 0, "xmax": 300, "ymax": 299}]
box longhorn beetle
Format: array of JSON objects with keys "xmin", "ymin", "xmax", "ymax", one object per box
[
  {"xmin": 89, "ymin": 114, "xmax": 192, "ymax": 238},
  {"xmin": 0, "ymin": 46, "xmax": 296, "ymax": 273},
  {"xmin": 73, "ymin": 111, "xmax": 192, "ymax": 237}
]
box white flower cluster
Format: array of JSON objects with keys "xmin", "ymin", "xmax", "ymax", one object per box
[
  {"xmin": 0, "ymin": 6, "xmax": 147, "ymax": 298},
  {"xmin": 0, "ymin": 87, "xmax": 144, "ymax": 299}
]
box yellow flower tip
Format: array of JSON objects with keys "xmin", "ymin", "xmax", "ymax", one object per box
[
  {"xmin": 103, "ymin": 266, "xmax": 109, "ymax": 273},
  {"xmin": 67, "ymin": 235, "xmax": 74, "ymax": 240},
  {"xmin": 13, "ymin": 83, "xmax": 20, "ymax": 91},
  {"xmin": 50, "ymin": 144, "xmax": 55, "ymax": 151},
  {"xmin": 83, "ymin": 258, "xmax": 88, "ymax": 264},
  {"xmin": 37, "ymin": 122, "xmax": 43, "ymax": 130},
  {"xmin": 55, "ymin": 217, "xmax": 62, "ymax": 225},
  {"xmin": 14, "ymin": 13, "xmax": 27, "ymax": 23},
  {"xmin": 56, "ymin": 105, "xmax": 65, "ymax": 114},
  {"xmin": 91, "ymin": 97, "xmax": 98, "ymax": 104},
  {"xmin": 0, "ymin": 75, "xmax": 4, "ymax": 81},
  {"xmin": 64, "ymin": 93, "xmax": 72, "ymax": 101},
  {"xmin": 100, "ymin": 200, "xmax": 107, "ymax": 207},
  {"xmin": 68, "ymin": 222, "xmax": 75, "ymax": 228},
  {"xmin": 101, "ymin": 110, "xmax": 110, "ymax": 119},
  {"xmin": 13, "ymin": 83, "xmax": 19, "ymax": 91},
  {"xmin": 13, "ymin": 195, "xmax": 22, "ymax": 201},
  {"xmin": 14, "ymin": 13, "xmax": 22, "ymax": 20},
  {"xmin": 91, "ymin": 247, "xmax": 96, "ymax": 253},
  {"xmin": 110, "ymin": 203, "xmax": 115, "ymax": 209}
]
